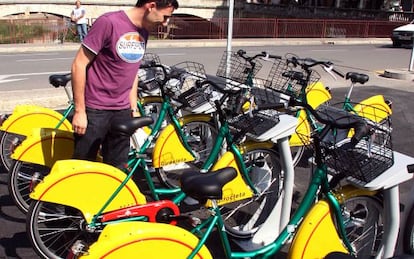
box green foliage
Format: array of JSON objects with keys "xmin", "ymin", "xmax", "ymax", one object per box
[{"xmin": 0, "ymin": 21, "xmax": 50, "ymax": 44}]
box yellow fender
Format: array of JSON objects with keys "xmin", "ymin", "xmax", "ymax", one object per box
[
  {"xmin": 0, "ymin": 104, "xmax": 72, "ymax": 135},
  {"xmin": 333, "ymin": 184, "xmax": 377, "ymax": 203},
  {"xmin": 80, "ymin": 221, "xmax": 212, "ymax": 259},
  {"xmin": 11, "ymin": 128, "xmax": 74, "ymax": 167},
  {"xmin": 288, "ymin": 200, "xmax": 349, "ymax": 259},
  {"xmin": 205, "ymin": 140, "xmax": 274, "ymax": 207},
  {"xmin": 289, "ymin": 109, "xmax": 311, "ymax": 147},
  {"xmin": 288, "ymin": 185, "xmax": 377, "ymax": 259},
  {"xmin": 30, "ymin": 159, "xmax": 146, "ymax": 223},
  {"xmin": 348, "ymin": 95, "xmax": 392, "ymax": 138},
  {"xmin": 353, "ymin": 94, "xmax": 392, "ymax": 122},
  {"xmin": 306, "ymin": 81, "xmax": 331, "ymax": 109},
  {"xmin": 152, "ymin": 114, "xmax": 213, "ymax": 168},
  {"xmin": 287, "ymin": 82, "xmax": 330, "ymax": 147}
]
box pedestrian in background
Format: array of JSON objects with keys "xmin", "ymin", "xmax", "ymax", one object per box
[{"xmin": 71, "ymin": 0, "xmax": 88, "ymax": 41}]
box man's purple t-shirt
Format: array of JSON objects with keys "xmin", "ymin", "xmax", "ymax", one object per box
[{"xmin": 82, "ymin": 11, "xmax": 148, "ymax": 110}]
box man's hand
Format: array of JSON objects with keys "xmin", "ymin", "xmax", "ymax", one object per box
[
  {"xmin": 131, "ymin": 111, "xmax": 141, "ymax": 118},
  {"xmin": 72, "ymin": 111, "xmax": 88, "ymax": 135}
]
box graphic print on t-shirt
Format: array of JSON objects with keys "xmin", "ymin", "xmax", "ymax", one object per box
[{"xmin": 116, "ymin": 32, "xmax": 146, "ymax": 63}]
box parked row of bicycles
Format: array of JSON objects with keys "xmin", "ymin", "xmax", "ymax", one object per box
[{"xmin": 1, "ymin": 49, "xmax": 414, "ymax": 259}]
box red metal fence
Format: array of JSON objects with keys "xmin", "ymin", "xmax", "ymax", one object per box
[
  {"xmin": 157, "ymin": 17, "xmax": 407, "ymax": 39},
  {"xmin": 0, "ymin": 17, "xmax": 407, "ymax": 44}
]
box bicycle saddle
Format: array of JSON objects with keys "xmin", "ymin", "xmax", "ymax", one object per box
[
  {"xmin": 111, "ymin": 116, "xmax": 154, "ymax": 137},
  {"xmin": 316, "ymin": 104, "xmax": 366, "ymax": 130},
  {"xmin": 180, "ymin": 167, "xmax": 237, "ymax": 202},
  {"xmin": 346, "ymin": 72, "xmax": 369, "ymax": 84},
  {"xmin": 49, "ymin": 73, "xmax": 72, "ymax": 88}
]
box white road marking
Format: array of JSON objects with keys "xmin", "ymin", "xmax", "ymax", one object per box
[
  {"xmin": 16, "ymin": 57, "xmax": 73, "ymax": 62},
  {"xmin": 0, "ymin": 71, "xmax": 69, "ymax": 84},
  {"xmin": 0, "ymin": 78, "xmax": 27, "ymax": 84}
]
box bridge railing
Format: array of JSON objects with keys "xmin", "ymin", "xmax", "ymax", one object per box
[{"xmin": 0, "ymin": 17, "xmax": 407, "ymax": 44}]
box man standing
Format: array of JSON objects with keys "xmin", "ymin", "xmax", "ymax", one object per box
[
  {"xmin": 71, "ymin": 0, "xmax": 179, "ymax": 169},
  {"xmin": 71, "ymin": 0, "xmax": 88, "ymax": 41}
]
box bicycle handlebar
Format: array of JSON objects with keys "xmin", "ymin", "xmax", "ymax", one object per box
[
  {"xmin": 287, "ymin": 56, "xmax": 345, "ymax": 80},
  {"xmin": 236, "ymin": 49, "xmax": 282, "ymax": 67}
]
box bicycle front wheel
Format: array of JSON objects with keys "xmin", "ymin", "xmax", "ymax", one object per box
[
  {"xmin": 8, "ymin": 160, "xmax": 50, "ymax": 213},
  {"xmin": 404, "ymin": 204, "xmax": 414, "ymax": 254},
  {"xmin": 290, "ymin": 144, "xmax": 305, "ymax": 167},
  {"xmin": 341, "ymin": 195, "xmax": 383, "ymax": 258},
  {"xmin": 27, "ymin": 200, "xmax": 99, "ymax": 259},
  {"xmin": 221, "ymin": 147, "xmax": 283, "ymax": 239}
]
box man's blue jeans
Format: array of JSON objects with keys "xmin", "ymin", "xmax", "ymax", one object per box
[{"xmin": 76, "ymin": 23, "xmax": 88, "ymax": 42}]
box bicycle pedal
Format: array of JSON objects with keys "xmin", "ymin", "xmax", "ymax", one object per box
[
  {"xmin": 189, "ymin": 216, "xmax": 201, "ymax": 227},
  {"xmin": 69, "ymin": 240, "xmax": 89, "ymax": 257}
]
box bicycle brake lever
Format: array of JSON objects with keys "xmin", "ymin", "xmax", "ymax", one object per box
[
  {"xmin": 323, "ymin": 65, "xmax": 337, "ymax": 80},
  {"xmin": 261, "ymin": 52, "xmax": 271, "ymax": 61}
]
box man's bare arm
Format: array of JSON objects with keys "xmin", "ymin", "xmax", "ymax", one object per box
[{"xmin": 71, "ymin": 45, "xmax": 94, "ymax": 134}]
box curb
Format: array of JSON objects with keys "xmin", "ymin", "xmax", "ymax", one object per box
[
  {"xmin": 384, "ymin": 68, "xmax": 414, "ymax": 81},
  {"xmin": 0, "ymin": 89, "xmax": 69, "ymax": 114},
  {"xmin": 0, "ymin": 38, "xmax": 393, "ymax": 53}
]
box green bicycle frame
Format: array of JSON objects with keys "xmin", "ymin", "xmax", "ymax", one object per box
[
  {"xmin": 187, "ymin": 162, "xmax": 355, "ymax": 259},
  {"xmin": 55, "ymin": 102, "xmax": 74, "ymax": 129}
]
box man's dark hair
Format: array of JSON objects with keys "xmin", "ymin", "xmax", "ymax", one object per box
[{"xmin": 135, "ymin": 0, "xmax": 179, "ymax": 9}]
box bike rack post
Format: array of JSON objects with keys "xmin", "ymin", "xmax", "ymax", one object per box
[{"xmin": 409, "ymin": 37, "xmax": 414, "ymax": 71}]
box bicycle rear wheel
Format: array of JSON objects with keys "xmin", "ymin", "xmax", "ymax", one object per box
[
  {"xmin": 155, "ymin": 119, "xmax": 218, "ymax": 189},
  {"xmin": 8, "ymin": 160, "xmax": 50, "ymax": 213},
  {"xmin": 0, "ymin": 131, "xmax": 24, "ymax": 172},
  {"xmin": 27, "ymin": 200, "xmax": 99, "ymax": 259},
  {"xmin": 221, "ymin": 147, "xmax": 283, "ymax": 239}
]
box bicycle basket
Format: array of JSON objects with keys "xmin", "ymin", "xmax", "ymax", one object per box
[
  {"xmin": 165, "ymin": 61, "xmax": 209, "ymax": 109},
  {"xmin": 266, "ymin": 61, "xmax": 321, "ymax": 99},
  {"xmin": 251, "ymin": 78, "xmax": 291, "ymax": 107},
  {"xmin": 138, "ymin": 53, "xmax": 163, "ymax": 92},
  {"xmin": 216, "ymin": 51, "xmax": 263, "ymax": 84},
  {"xmin": 228, "ymin": 110, "xmax": 280, "ymax": 141},
  {"xmin": 318, "ymin": 103, "xmax": 393, "ymax": 185}
]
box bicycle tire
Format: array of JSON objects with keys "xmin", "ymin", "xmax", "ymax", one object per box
[
  {"xmin": 155, "ymin": 119, "xmax": 219, "ymax": 189},
  {"xmin": 27, "ymin": 200, "xmax": 100, "ymax": 259},
  {"xmin": 221, "ymin": 147, "xmax": 283, "ymax": 239},
  {"xmin": 404, "ymin": 204, "xmax": 414, "ymax": 254},
  {"xmin": 290, "ymin": 144, "xmax": 305, "ymax": 167},
  {"xmin": 0, "ymin": 131, "xmax": 24, "ymax": 172},
  {"xmin": 8, "ymin": 160, "xmax": 50, "ymax": 213},
  {"xmin": 339, "ymin": 194, "xmax": 384, "ymax": 258}
]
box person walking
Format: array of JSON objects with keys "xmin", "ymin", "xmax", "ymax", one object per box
[
  {"xmin": 70, "ymin": 0, "xmax": 179, "ymax": 169},
  {"xmin": 71, "ymin": 0, "xmax": 88, "ymax": 41}
]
